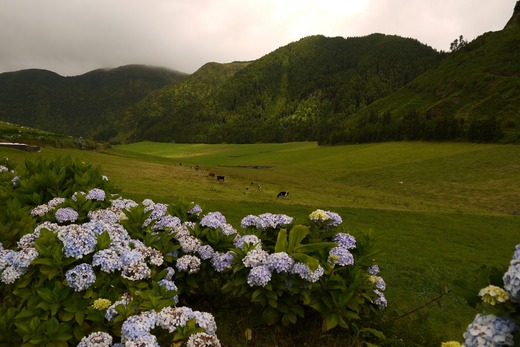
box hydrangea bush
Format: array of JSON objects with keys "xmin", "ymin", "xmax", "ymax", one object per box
[
  {"xmin": 446, "ymin": 244, "xmax": 520, "ymax": 347},
  {"xmin": 0, "ymin": 157, "xmax": 387, "ymax": 346}
]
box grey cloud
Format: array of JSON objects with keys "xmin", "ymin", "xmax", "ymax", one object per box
[{"xmin": 0, "ymin": 0, "xmax": 516, "ymax": 76}]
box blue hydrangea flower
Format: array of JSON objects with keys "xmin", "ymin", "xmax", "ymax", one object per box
[
  {"xmin": 48, "ymin": 197, "xmax": 66, "ymax": 208},
  {"xmin": 153, "ymin": 215, "xmax": 181, "ymax": 231},
  {"xmin": 120, "ymin": 249, "xmax": 146, "ymax": 266},
  {"xmin": 324, "ymin": 211, "xmax": 343, "ymax": 226},
  {"xmin": 193, "ymin": 311, "xmax": 218, "ymax": 335},
  {"xmin": 333, "ymin": 233, "xmax": 357, "ymax": 249},
  {"xmin": 373, "ymin": 289, "xmax": 388, "ymax": 310},
  {"xmin": 178, "ymin": 234, "xmax": 202, "ymax": 253},
  {"xmin": 197, "ymin": 244, "xmax": 215, "ymax": 260},
  {"xmin": 30, "ymin": 204, "xmax": 52, "ymax": 217},
  {"xmin": 11, "ymin": 175, "xmax": 20, "ymax": 188},
  {"xmin": 211, "ymin": 251, "xmax": 235, "ymax": 272},
  {"xmin": 7, "ymin": 247, "xmax": 39, "ymax": 268},
  {"xmin": 1, "ymin": 266, "xmax": 27, "ymax": 284},
  {"xmin": 188, "ymin": 204, "xmax": 203, "ymax": 215},
  {"xmin": 247, "ymin": 265, "xmax": 272, "ymax": 287},
  {"xmin": 105, "ymin": 293, "xmax": 131, "ymax": 321},
  {"xmin": 65, "ymin": 263, "xmax": 96, "ymax": 291},
  {"xmin": 123, "ymin": 334, "xmax": 159, "ymax": 347},
  {"xmin": 92, "ymin": 249, "xmax": 123, "ymax": 273},
  {"xmin": 121, "ymin": 261, "xmax": 151, "ymax": 281},
  {"xmin": 186, "ymin": 332, "xmax": 221, "ymax": 347},
  {"xmin": 242, "ymin": 248, "xmax": 269, "ymax": 268},
  {"xmin": 158, "ymin": 278, "xmax": 178, "ymax": 292},
  {"xmin": 111, "ymin": 197, "xmax": 139, "ymax": 211},
  {"xmin": 77, "ymin": 331, "xmax": 113, "ymax": 347},
  {"xmin": 200, "ymin": 212, "xmax": 227, "ymax": 229},
  {"xmin": 463, "ymin": 314, "xmax": 517, "ymax": 347},
  {"xmin": 55, "ymin": 207, "xmax": 79, "ymax": 223},
  {"xmin": 368, "ymin": 265, "xmax": 380, "ymax": 275},
  {"xmin": 86, "ymin": 188, "xmax": 106, "ymax": 201},
  {"xmin": 241, "ymin": 213, "xmax": 293, "ymax": 230},
  {"xmin": 369, "ymin": 275, "xmax": 386, "ymax": 291},
  {"xmin": 158, "ymin": 278, "xmax": 179, "ymax": 303},
  {"xmin": 121, "ymin": 311, "xmax": 158, "ymax": 340},
  {"xmin": 240, "ymin": 215, "xmax": 260, "ymax": 229},
  {"xmin": 220, "ymin": 223, "xmax": 238, "ymax": 236},
  {"xmin": 234, "ymin": 234, "xmax": 262, "ymax": 250},
  {"xmin": 58, "ymin": 224, "xmax": 97, "ymax": 259},
  {"xmin": 164, "ymin": 266, "xmax": 175, "ymax": 280},
  {"xmin": 328, "ymin": 246, "xmax": 354, "ymax": 266},
  {"xmin": 268, "ymin": 252, "xmax": 295, "ymax": 273},
  {"xmin": 512, "ymin": 244, "xmax": 520, "ymax": 263},
  {"xmin": 176, "ymin": 255, "xmax": 201, "ymax": 273},
  {"xmin": 143, "ymin": 202, "xmax": 169, "ymax": 227},
  {"xmin": 503, "ymin": 262, "xmax": 520, "ymax": 303},
  {"xmin": 156, "ymin": 306, "xmax": 195, "ymax": 333},
  {"xmin": 291, "ymin": 262, "xmax": 324, "ymax": 283}
]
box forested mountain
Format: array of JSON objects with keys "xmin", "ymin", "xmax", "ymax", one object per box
[
  {"xmin": 116, "ymin": 34, "xmax": 439, "ymax": 143},
  {"xmin": 108, "ymin": 61, "xmax": 250, "ymax": 143},
  {"xmin": 325, "ymin": 1, "xmax": 520, "ymax": 144},
  {"xmin": 0, "ymin": 65, "xmax": 187, "ymax": 138},
  {"xmin": 0, "ymin": 1, "xmax": 518, "ymax": 144}
]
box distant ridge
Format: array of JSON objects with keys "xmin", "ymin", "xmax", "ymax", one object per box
[{"xmin": 0, "ymin": 65, "xmax": 186, "ymax": 138}]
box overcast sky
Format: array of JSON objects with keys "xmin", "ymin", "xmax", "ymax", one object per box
[{"xmin": 0, "ymin": 0, "xmax": 517, "ymax": 76}]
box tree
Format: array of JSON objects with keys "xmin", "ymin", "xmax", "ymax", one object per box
[{"xmin": 450, "ymin": 35, "xmax": 468, "ymax": 52}]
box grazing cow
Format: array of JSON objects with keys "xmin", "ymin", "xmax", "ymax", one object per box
[
  {"xmin": 277, "ymin": 191, "xmax": 289, "ymax": 198},
  {"xmin": 208, "ymin": 172, "xmax": 215, "ymax": 177},
  {"xmin": 217, "ymin": 175, "xmax": 225, "ymax": 182}
]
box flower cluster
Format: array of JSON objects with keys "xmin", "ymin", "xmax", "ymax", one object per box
[
  {"xmin": 503, "ymin": 255, "xmax": 520, "ymax": 303},
  {"xmin": 291, "ymin": 262, "xmax": 324, "ymax": 283},
  {"xmin": 240, "ymin": 213, "xmax": 293, "ymax": 230},
  {"xmin": 86, "ymin": 188, "xmax": 106, "ymax": 201},
  {"xmin": 447, "ymin": 244, "xmax": 520, "ymax": 346},
  {"xmin": 479, "ymin": 285, "xmax": 509, "ymax": 305},
  {"xmin": 0, "ymin": 245, "xmax": 39, "ymax": 284},
  {"xmin": 309, "ymin": 209, "xmax": 343, "ymax": 227},
  {"xmin": 30, "ymin": 197, "xmax": 66, "ymax": 217},
  {"xmin": 120, "ymin": 307, "xmax": 219, "ymax": 345},
  {"xmin": 55, "ymin": 207, "xmax": 79, "ymax": 223},
  {"xmin": 247, "ymin": 265, "xmax": 272, "ymax": 287},
  {"xmin": 65, "ymin": 263, "xmax": 96, "ymax": 291},
  {"xmin": 78, "ymin": 331, "xmax": 113, "ymax": 347},
  {"xmin": 463, "ymin": 314, "xmax": 517, "ymax": 347},
  {"xmin": 367, "ymin": 265, "xmax": 387, "ymax": 309},
  {"xmin": 200, "ymin": 212, "xmax": 227, "ymax": 229},
  {"xmin": 176, "ymin": 255, "xmax": 202, "ymax": 273},
  {"xmin": 328, "ymin": 246, "xmax": 354, "ymax": 266}
]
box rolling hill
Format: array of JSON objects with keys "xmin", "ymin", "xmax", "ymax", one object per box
[{"xmin": 0, "ymin": 65, "xmax": 187, "ymax": 139}]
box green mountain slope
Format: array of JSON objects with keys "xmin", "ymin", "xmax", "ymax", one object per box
[
  {"xmin": 120, "ymin": 34, "xmax": 439, "ymax": 143},
  {"xmin": 0, "ymin": 65, "xmax": 187, "ymax": 138},
  {"xmin": 327, "ymin": 2, "xmax": 520, "ymax": 144},
  {"xmin": 107, "ymin": 61, "xmax": 250, "ymax": 143}
]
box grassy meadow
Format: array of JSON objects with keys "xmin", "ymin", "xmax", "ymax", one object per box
[{"xmin": 1, "ymin": 141, "xmax": 519, "ymax": 345}]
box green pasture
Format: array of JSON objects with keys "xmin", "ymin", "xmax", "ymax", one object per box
[{"xmin": 1, "ymin": 141, "xmax": 519, "ymax": 345}]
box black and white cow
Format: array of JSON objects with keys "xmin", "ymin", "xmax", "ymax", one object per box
[{"xmin": 277, "ymin": 191, "xmax": 289, "ymax": 198}]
